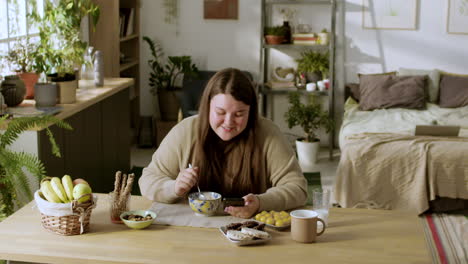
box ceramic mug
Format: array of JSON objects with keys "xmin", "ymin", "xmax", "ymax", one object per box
[{"xmin": 290, "ymin": 209, "xmax": 326, "ymax": 243}]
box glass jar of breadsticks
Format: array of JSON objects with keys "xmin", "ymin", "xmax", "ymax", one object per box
[{"xmin": 109, "ymin": 171, "xmax": 135, "ymax": 224}]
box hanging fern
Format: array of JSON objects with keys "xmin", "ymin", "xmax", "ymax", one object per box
[{"xmin": 0, "ymin": 115, "xmax": 72, "ymax": 219}]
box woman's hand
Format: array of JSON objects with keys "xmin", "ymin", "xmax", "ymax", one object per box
[
  {"xmin": 224, "ymin": 193, "xmax": 260, "ymax": 219},
  {"xmin": 174, "ymin": 166, "xmax": 199, "ymax": 197}
]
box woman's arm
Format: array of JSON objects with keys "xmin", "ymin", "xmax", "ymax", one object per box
[
  {"xmin": 138, "ymin": 117, "xmax": 197, "ymax": 203},
  {"xmin": 257, "ymin": 119, "xmax": 308, "ymax": 212}
]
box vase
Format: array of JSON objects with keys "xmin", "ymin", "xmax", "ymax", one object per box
[
  {"xmin": 158, "ymin": 89, "xmax": 181, "ymax": 121},
  {"xmin": 1, "ymin": 75, "xmax": 26, "ymax": 107},
  {"xmin": 34, "ymin": 82, "xmax": 57, "ymax": 107},
  {"xmin": 18, "ymin": 72, "xmax": 39, "ymax": 99},
  {"xmin": 282, "ymin": 21, "xmax": 292, "ymax": 44},
  {"xmin": 94, "ymin": 50, "xmax": 104, "ymax": 87},
  {"xmin": 57, "ymin": 79, "xmax": 78, "ymax": 104}
]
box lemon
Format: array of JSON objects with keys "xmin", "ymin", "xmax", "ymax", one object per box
[
  {"xmin": 275, "ymin": 219, "xmax": 284, "ymax": 227},
  {"xmin": 266, "ymin": 217, "xmax": 275, "ymax": 225}
]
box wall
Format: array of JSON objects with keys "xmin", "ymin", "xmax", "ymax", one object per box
[
  {"xmin": 139, "ymin": 0, "xmax": 261, "ymax": 117},
  {"xmin": 139, "ymin": 0, "xmax": 468, "ymax": 147},
  {"xmin": 344, "ymin": 0, "xmax": 468, "ymax": 80}
]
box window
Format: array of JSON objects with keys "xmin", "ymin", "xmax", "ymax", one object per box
[{"xmin": 0, "ymin": 0, "xmax": 45, "ymax": 75}]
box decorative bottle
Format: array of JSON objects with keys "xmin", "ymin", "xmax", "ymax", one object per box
[
  {"xmin": 94, "ymin": 50, "xmax": 104, "ymax": 87},
  {"xmin": 81, "ymin": 46, "xmax": 95, "ymax": 82},
  {"xmin": 282, "ymin": 21, "xmax": 292, "ymax": 44}
]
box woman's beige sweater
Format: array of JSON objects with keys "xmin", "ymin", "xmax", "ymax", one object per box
[{"xmin": 138, "ymin": 115, "xmax": 307, "ymax": 212}]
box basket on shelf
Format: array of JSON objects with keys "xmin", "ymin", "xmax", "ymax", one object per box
[{"xmin": 34, "ymin": 190, "xmax": 98, "ymax": 236}]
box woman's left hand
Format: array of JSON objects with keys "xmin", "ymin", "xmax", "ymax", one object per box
[{"xmin": 224, "ymin": 193, "xmax": 260, "ymax": 219}]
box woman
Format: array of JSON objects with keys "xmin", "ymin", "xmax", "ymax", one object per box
[{"xmin": 139, "ymin": 68, "xmax": 307, "ymax": 218}]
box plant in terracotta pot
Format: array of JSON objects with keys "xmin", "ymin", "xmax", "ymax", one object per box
[
  {"xmin": 296, "ymin": 50, "xmax": 329, "ymax": 83},
  {"xmin": 0, "ymin": 114, "xmax": 72, "ymax": 220},
  {"xmin": 264, "ymin": 26, "xmax": 286, "ymax": 45},
  {"xmin": 143, "ymin": 36, "xmax": 199, "ymax": 121},
  {"xmin": 2, "ymin": 38, "xmax": 41, "ymax": 99},
  {"xmin": 30, "ymin": 0, "xmax": 100, "ymax": 103},
  {"xmin": 284, "ymin": 92, "xmax": 333, "ymax": 168}
]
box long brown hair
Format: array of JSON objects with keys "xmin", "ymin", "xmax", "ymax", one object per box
[{"xmin": 193, "ymin": 68, "xmax": 263, "ymax": 197}]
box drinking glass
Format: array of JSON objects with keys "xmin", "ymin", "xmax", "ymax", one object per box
[{"xmin": 312, "ymin": 189, "xmax": 331, "ymax": 231}]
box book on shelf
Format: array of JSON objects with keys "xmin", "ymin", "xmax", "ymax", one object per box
[
  {"xmin": 119, "ymin": 8, "xmax": 135, "ymax": 37},
  {"xmin": 292, "ymin": 33, "xmax": 318, "ymax": 45}
]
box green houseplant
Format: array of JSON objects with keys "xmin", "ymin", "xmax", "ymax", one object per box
[
  {"xmin": 296, "ymin": 50, "xmax": 329, "ymax": 82},
  {"xmin": 29, "ymin": 0, "xmax": 99, "ymax": 104},
  {"xmin": 264, "ymin": 26, "xmax": 286, "ymax": 45},
  {"xmin": 143, "ymin": 36, "xmax": 199, "ymax": 121},
  {"xmin": 284, "ymin": 92, "xmax": 333, "ymax": 166},
  {"xmin": 2, "ymin": 38, "xmax": 41, "ymax": 99},
  {"xmin": 0, "ymin": 115, "xmax": 72, "ymax": 220}
]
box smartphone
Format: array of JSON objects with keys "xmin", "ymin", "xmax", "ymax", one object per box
[{"xmin": 222, "ymin": 197, "xmax": 245, "ymax": 207}]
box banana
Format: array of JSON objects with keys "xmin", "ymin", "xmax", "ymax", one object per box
[
  {"xmin": 40, "ymin": 180, "xmax": 62, "ymax": 203},
  {"xmin": 62, "ymin": 175, "xmax": 74, "ymax": 201},
  {"xmin": 51, "ymin": 177, "xmax": 69, "ymax": 203}
]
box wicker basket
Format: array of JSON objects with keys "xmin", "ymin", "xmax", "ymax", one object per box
[{"xmin": 37, "ymin": 193, "xmax": 96, "ymax": 236}]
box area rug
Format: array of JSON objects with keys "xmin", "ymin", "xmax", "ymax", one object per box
[{"xmin": 421, "ymin": 213, "xmax": 468, "ymax": 264}]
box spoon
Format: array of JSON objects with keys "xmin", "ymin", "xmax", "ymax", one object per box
[{"xmin": 189, "ymin": 163, "xmax": 205, "ymax": 200}]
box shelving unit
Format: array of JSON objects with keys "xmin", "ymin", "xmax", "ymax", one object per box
[
  {"xmin": 89, "ymin": 0, "xmax": 141, "ymax": 141},
  {"xmin": 260, "ymin": 0, "xmax": 336, "ymax": 159}
]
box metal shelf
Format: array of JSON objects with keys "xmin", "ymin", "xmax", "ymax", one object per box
[
  {"xmin": 260, "ymin": 0, "xmax": 337, "ymax": 160},
  {"xmin": 263, "ymin": 43, "xmax": 329, "ymax": 51},
  {"xmin": 266, "ymin": 0, "xmax": 332, "ymax": 5}
]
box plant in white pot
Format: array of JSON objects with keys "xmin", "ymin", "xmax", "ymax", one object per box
[{"xmin": 284, "ymin": 92, "xmax": 333, "ymax": 168}]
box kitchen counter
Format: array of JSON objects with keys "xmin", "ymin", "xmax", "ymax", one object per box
[{"xmin": 4, "ymin": 78, "xmax": 134, "ymax": 194}]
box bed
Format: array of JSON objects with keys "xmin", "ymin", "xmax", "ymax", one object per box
[{"xmin": 334, "ymin": 70, "xmax": 468, "ymax": 214}]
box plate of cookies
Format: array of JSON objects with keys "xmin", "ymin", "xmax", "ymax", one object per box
[{"xmin": 219, "ymin": 221, "xmax": 271, "ymax": 246}]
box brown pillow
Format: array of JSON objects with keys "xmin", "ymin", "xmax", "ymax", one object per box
[
  {"xmin": 353, "ymin": 72, "xmax": 397, "ymax": 102},
  {"xmin": 439, "ymin": 74, "xmax": 468, "ymax": 108},
  {"xmin": 359, "ymin": 75, "xmax": 427, "ymax": 111}
]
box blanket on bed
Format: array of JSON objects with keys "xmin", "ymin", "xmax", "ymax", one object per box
[{"xmin": 334, "ymin": 133, "xmax": 468, "ymax": 214}]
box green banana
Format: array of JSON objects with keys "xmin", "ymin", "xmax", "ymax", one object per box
[
  {"xmin": 62, "ymin": 175, "xmax": 74, "ymax": 201},
  {"xmin": 51, "ymin": 177, "xmax": 69, "ymax": 203},
  {"xmin": 40, "ymin": 180, "xmax": 62, "ymax": 203}
]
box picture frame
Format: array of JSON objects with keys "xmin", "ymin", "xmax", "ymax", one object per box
[
  {"xmin": 204, "ymin": 0, "xmax": 238, "ymax": 20},
  {"xmin": 362, "ymin": 0, "xmax": 418, "ymax": 30},
  {"xmin": 447, "ymin": 0, "xmax": 468, "ymax": 34}
]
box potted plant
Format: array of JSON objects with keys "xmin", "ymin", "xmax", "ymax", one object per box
[
  {"xmin": 284, "ymin": 92, "xmax": 333, "ymax": 167},
  {"xmin": 0, "ymin": 115, "xmax": 72, "ymax": 220},
  {"xmin": 296, "ymin": 50, "xmax": 329, "ymax": 83},
  {"xmin": 30, "ymin": 0, "xmax": 100, "ymax": 103},
  {"xmin": 143, "ymin": 36, "xmax": 199, "ymax": 121},
  {"xmin": 264, "ymin": 26, "xmax": 286, "ymax": 45},
  {"xmin": 318, "ymin": 28, "xmax": 330, "ymax": 45},
  {"xmin": 2, "ymin": 38, "xmax": 40, "ymax": 99}
]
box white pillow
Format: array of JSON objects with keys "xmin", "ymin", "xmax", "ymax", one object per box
[{"xmin": 398, "ymin": 68, "xmax": 440, "ymax": 103}]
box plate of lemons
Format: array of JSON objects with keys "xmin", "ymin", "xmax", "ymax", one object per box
[{"xmin": 253, "ymin": 210, "xmax": 291, "ymax": 231}]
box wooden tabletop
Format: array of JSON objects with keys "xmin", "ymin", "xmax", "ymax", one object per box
[{"xmin": 0, "ymin": 193, "xmax": 430, "ymax": 264}]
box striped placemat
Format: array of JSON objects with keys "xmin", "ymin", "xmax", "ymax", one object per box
[{"xmin": 421, "ymin": 213, "xmax": 468, "ymax": 264}]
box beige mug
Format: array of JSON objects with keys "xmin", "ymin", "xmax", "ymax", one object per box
[{"xmin": 290, "ymin": 209, "xmax": 326, "ymax": 243}]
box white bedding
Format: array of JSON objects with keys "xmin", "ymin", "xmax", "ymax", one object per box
[{"xmin": 339, "ymin": 98, "xmax": 468, "ymax": 148}]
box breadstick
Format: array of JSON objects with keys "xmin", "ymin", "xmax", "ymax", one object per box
[
  {"xmin": 120, "ymin": 173, "xmax": 127, "ymax": 195},
  {"xmin": 119, "ymin": 173, "xmax": 135, "ymax": 205},
  {"xmin": 114, "ymin": 171, "xmax": 122, "ymax": 197}
]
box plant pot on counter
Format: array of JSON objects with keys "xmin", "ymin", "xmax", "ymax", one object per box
[
  {"xmin": 34, "ymin": 82, "xmax": 57, "ymax": 107},
  {"xmin": 48, "ymin": 73, "xmax": 78, "ymax": 104},
  {"xmin": 18, "ymin": 72, "xmax": 39, "ymax": 99},
  {"xmin": 1, "ymin": 75, "xmax": 26, "ymax": 107}
]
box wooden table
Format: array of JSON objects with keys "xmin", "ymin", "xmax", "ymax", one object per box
[{"xmin": 0, "ymin": 194, "xmax": 430, "ymax": 264}]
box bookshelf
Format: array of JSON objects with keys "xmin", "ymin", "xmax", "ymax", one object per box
[{"xmin": 89, "ymin": 0, "xmax": 140, "ymax": 141}]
